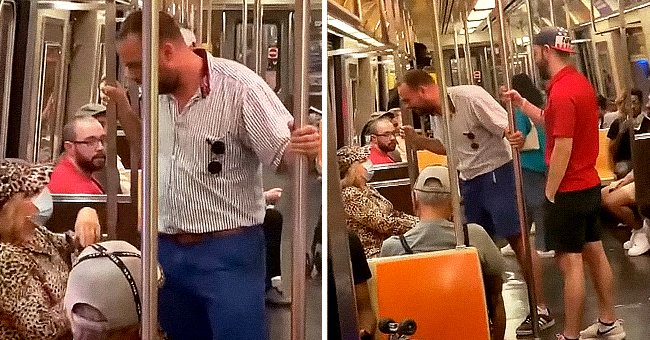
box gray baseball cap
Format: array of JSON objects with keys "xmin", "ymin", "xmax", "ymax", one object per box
[
  {"xmin": 75, "ymin": 103, "xmax": 107, "ymax": 118},
  {"xmin": 65, "ymin": 241, "xmax": 143, "ymax": 335},
  {"xmin": 413, "ymin": 166, "xmax": 451, "ymax": 193}
]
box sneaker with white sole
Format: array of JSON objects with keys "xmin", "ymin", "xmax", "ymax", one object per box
[
  {"xmin": 579, "ymin": 319, "xmax": 625, "ymax": 340},
  {"xmin": 537, "ymin": 249, "xmax": 556, "ymax": 258},
  {"xmin": 515, "ymin": 309, "xmax": 556, "ymax": 336},
  {"xmin": 623, "ymin": 229, "xmax": 636, "ymax": 250},
  {"xmin": 501, "ymin": 243, "xmax": 516, "ymax": 256},
  {"xmin": 628, "ymin": 231, "xmax": 650, "ymax": 256}
]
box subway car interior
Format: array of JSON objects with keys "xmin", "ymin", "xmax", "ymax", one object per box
[
  {"xmin": 0, "ymin": 0, "xmax": 321, "ymax": 338},
  {"xmin": 328, "ymin": 0, "xmax": 650, "ymax": 339}
]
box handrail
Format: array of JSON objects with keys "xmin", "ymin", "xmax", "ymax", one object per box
[
  {"xmin": 429, "ymin": 0, "xmax": 464, "ymax": 248},
  {"xmin": 525, "ymin": 0, "xmax": 537, "ymax": 84},
  {"xmin": 486, "ymin": 16, "xmax": 498, "ymax": 96},
  {"xmin": 495, "ymin": 0, "xmax": 540, "ymax": 337},
  {"xmin": 462, "ymin": 7, "xmax": 473, "ymax": 85},
  {"xmin": 290, "ymin": 0, "xmax": 310, "ymax": 336},
  {"xmin": 141, "ymin": 3, "xmax": 159, "ymax": 339},
  {"xmin": 242, "ymin": 0, "xmax": 248, "ymax": 65},
  {"xmin": 253, "ymin": 0, "xmax": 263, "ymax": 75},
  {"xmin": 105, "ymin": 0, "xmax": 118, "ymax": 240}
]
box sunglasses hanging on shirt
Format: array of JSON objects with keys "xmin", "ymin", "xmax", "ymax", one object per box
[
  {"xmin": 207, "ymin": 139, "xmax": 225, "ymax": 174},
  {"xmin": 463, "ymin": 131, "xmax": 479, "ymax": 150}
]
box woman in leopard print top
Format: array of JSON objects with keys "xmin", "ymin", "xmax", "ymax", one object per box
[
  {"xmin": 337, "ymin": 146, "xmax": 418, "ymax": 257},
  {"xmin": 0, "ymin": 160, "xmax": 100, "ymax": 339}
]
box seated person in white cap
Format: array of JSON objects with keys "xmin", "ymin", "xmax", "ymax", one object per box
[
  {"xmin": 65, "ymin": 240, "xmax": 165, "ymax": 340},
  {"xmin": 0, "ymin": 160, "xmax": 100, "ymax": 339},
  {"xmin": 380, "ymin": 166, "xmax": 506, "ymax": 340}
]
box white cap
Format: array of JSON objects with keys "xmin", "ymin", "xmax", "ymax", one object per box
[
  {"xmin": 413, "ymin": 166, "xmax": 451, "ymax": 193},
  {"xmin": 180, "ymin": 27, "xmax": 197, "ymax": 47},
  {"xmin": 65, "ymin": 241, "xmax": 143, "ymax": 333}
]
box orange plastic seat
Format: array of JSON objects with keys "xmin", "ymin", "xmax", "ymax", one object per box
[
  {"xmin": 367, "ymin": 248, "xmax": 490, "ymax": 340},
  {"xmin": 416, "ymin": 150, "xmax": 447, "ymax": 172},
  {"xmin": 596, "ymin": 129, "xmax": 615, "ymax": 185}
]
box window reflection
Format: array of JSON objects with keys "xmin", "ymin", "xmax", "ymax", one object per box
[{"xmin": 37, "ymin": 42, "xmax": 63, "ymax": 163}]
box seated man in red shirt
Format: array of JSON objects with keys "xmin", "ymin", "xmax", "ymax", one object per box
[
  {"xmin": 49, "ymin": 116, "xmax": 106, "ymax": 194},
  {"xmin": 368, "ymin": 117, "xmax": 399, "ymax": 164}
]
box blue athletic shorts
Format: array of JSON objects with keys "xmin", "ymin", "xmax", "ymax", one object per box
[{"xmin": 460, "ymin": 161, "xmax": 521, "ymax": 239}]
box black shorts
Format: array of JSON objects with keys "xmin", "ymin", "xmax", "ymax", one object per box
[{"xmin": 545, "ymin": 186, "xmax": 602, "ymax": 253}]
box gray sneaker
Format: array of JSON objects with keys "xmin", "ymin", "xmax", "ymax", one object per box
[{"xmin": 515, "ymin": 311, "xmax": 556, "ymax": 336}]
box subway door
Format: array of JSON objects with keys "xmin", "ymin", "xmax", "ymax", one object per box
[
  {"xmin": 220, "ymin": 9, "xmax": 291, "ymax": 107},
  {"xmin": 29, "ymin": 10, "xmax": 71, "ymax": 163}
]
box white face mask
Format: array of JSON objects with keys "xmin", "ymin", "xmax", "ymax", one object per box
[
  {"xmin": 362, "ymin": 161, "xmax": 374, "ymax": 181},
  {"xmin": 31, "ymin": 188, "xmax": 53, "ymax": 226}
]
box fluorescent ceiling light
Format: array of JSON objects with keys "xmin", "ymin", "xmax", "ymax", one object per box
[
  {"xmin": 467, "ymin": 9, "xmax": 491, "ymax": 21},
  {"xmin": 328, "ymin": 16, "xmax": 383, "ymax": 47},
  {"xmin": 474, "ymin": 0, "xmax": 495, "ymax": 10},
  {"xmin": 467, "ymin": 21, "xmax": 482, "ymax": 29}
]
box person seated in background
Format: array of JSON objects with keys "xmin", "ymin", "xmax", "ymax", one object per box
[
  {"xmin": 337, "ymin": 145, "xmax": 417, "ymax": 257},
  {"xmin": 607, "ymin": 89, "xmax": 645, "ymax": 178},
  {"xmin": 49, "ymin": 116, "xmax": 106, "ymax": 194},
  {"xmin": 601, "ymin": 96, "xmax": 621, "ymax": 129},
  {"xmin": 601, "ymin": 170, "xmax": 650, "ymax": 256},
  {"xmin": 75, "ymin": 103, "xmax": 130, "ymax": 194},
  {"xmin": 380, "ymin": 166, "xmax": 506, "ymax": 340},
  {"xmin": 328, "ymin": 230, "xmax": 377, "ymax": 339},
  {"xmin": 262, "ymin": 187, "xmax": 291, "ymax": 305},
  {"xmin": 64, "ymin": 240, "xmax": 166, "ymax": 340},
  {"xmin": 597, "ymin": 94, "xmax": 607, "ymax": 128},
  {"xmin": 0, "ymin": 160, "xmax": 100, "ymax": 339},
  {"xmin": 367, "ymin": 116, "xmax": 400, "ymax": 164}
]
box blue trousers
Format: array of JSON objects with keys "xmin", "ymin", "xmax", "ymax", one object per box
[{"xmin": 158, "ymin": 226, "xmax": 267, "ymax": 340}]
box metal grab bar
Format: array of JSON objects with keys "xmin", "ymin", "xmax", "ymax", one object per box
[
  {"xmin": 495, "ymin": 0, "xmax": 540, "ymax": 338},
  {"xmin": 462, "ymin": 7, "xmax": 472, "ymax": 85},
  {"xmin": 452, "ymin": 15, "xmax": 461, "ymax": 84},
  {"xmin": 105, "ymin": 0, "xmax": 118, "ymax": 240},
  {"xmin": 141, "ymin": 3, "xmax": 160, "ymax": 339},
  {"xmin": 242, "ymin": 0, "xmax": 248, "ymax": 65},
  {"xmin": 525, "ymin": 0, "xmax": 537, "ymax": 84},
  {"xmin": 429, "ymin": 0, "xmax": 465, "ymax": 248},
  {"xmin": 290, "ymin": 0, "xmax": 310, "ymax": 337},
  {"xmin": 253, "ymin": 0, "xmax": 263, "ymax": 75},
  {"xmin": 486, "ymin": 16, "xmax": 498, "ymax": 97}
]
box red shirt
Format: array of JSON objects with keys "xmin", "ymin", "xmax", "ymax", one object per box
[
  {"xmin": 544, "ymin": 66, "xmax": 600, "ymax": 192},
  {"xmin": 369, "ymin": 144, "xmax": 395, "ymax": 165},
  {"xmin": 48, "ymin": 157, "xmax": 104, "ymax": 194}
]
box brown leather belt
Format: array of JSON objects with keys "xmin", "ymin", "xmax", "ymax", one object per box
[{"xmin": 161, "ymin": 228, "xmax": 246, "ymax": 245}]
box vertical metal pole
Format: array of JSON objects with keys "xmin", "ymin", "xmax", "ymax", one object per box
[
  {"xmin": 495, "ymin": 0, "xmax": 540, "ymax": 337},
  {"xmin": 253, "ymin": 0, "xmax": 262, "ymax": 75},
  {"xmin": 548, "ymin": 0, "xmax": 555, "ymax": 26},
  {"xmin": 205, "ymin": 0, "xmax": 212, "ymax": 50},
  {"xmin": 105, "ymin": 0, "xmax": 118, "ymax": 240},
  {"xmin": 487, "ymin": 16, "xmax": 498, "ymax": 94},
  {"xmin": 141, "ymin": 2, "xmax": 159, "ymax": 339},
  {"xmin": 242, "ymin": 0, "xmax": 248, "ymax": 65},
  {"xmin": 220, "ymin": 11, "xmax": 226, "ymax": 58},
  {"xmin": 429, "ymin": 0, "xmax": 464, "ymax": 248},
  {"xmin": 462, "ymin": 9, "xmax": 473, "ymax": 84},
  {"xmin": 452, "ymin": 17, "xmax": 462, "ymax": 84},
  {"xmin": 290, "ymin": 0, "xmax": 309, "ymax": 337},
  {"xmin": 327, "ymin": 59, "xmax": 360, "ymax": 340}
]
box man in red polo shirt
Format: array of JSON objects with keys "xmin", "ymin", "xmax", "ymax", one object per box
[
  {"xmin": 49, "ymin": 116, "xmax": 106, "ymax": 194},
  {"xmin": 368, "ymin": 116, "xmax": 399, "ymax": 164},
  {"xmin": 503, "ymin": 27, "xmax": 625, "ymax": 340}
]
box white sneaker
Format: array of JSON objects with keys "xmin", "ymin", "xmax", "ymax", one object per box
[
  {"xmin": 501, "ymin": 244, "xmax": 515, "ymax": 256},
  {"xmin": 628, "ymin": 232, "xmax": 650, "ymax": 256},
  {"xmin": 623, "ymin": 229, "xmax": 637, "ymax": 250},
  {"xmin": 537, "ymin": 250, "xmax": 555, "ymax": 258},
  {"xmin": 580, "ymin": 319, "xmax": 625, "ymax": 340}
]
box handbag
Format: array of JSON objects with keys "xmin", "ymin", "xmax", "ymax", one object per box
[{"xmin": 522, "ymin": 118, "xmax": 540, "ymax": 151}]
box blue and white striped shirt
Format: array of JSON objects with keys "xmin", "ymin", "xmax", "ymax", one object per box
[{"xmin": 158, "ymin": 52, "xmax": 292, "ymax": 233}]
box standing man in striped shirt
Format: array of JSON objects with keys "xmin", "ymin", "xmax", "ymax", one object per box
[{"xmin": 109, "ymin": 11, "xmax": 321, "ymax": 339}]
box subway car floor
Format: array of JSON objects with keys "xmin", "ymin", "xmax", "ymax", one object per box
[
  {"xmin": 504, "ymin": 223, "xmax": 650, "ymax": 339},
  {"xmin": 267, "ymin": 275, "xmax": 322, "ymax": 339}
]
